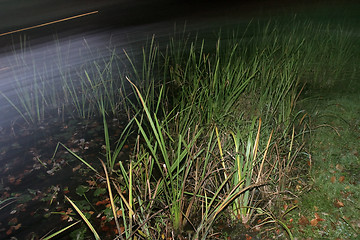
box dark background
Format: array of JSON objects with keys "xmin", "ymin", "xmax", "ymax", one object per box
[
  {"xmin": 0, "ymin": 0, "xmax": 358, "ymax": 50},
  {"xmin": 0, "ymin": 0, "xmax": 345, "ymax": 33}
]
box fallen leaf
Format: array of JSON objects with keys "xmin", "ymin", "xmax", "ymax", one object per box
[
  {"xmin": 13, "ymin": 223, "xmax": 21, "ymax": 230},
  {"xmin": 331, "ymin": 176, "xmax": 336, "ymax": 183},
  {"xmin": 87, "ymin": 180, "xmax": 96, "ymax": 186},
  {"xmin": 72, "ymin": 164, "xmax": 81, "ymax": 172},
  {"xmin": 6, "ymin": 227, "xmax": 12, "ymax": 235},
  {"xmin": 315, "ymin": 213, "xmax": 325, "ymax": 221},
  {"xmin": 116, "ymin": 209, "xmax": 122, "ymax": 217},
  {"xmin": 95, "ymin": 198, "xmax": 110, "ymax": 206},
  {"xmin": 298, "ymin": 215, "xmax": 310, "ymax": 226},
  {"xmin": 8, "ymin": 175, "xmax": 15, "ymax": 184},
  {"xmin": 338, "ymin": 176, "xmax": 345, "ymax": 183},
  {"xmin": 334, "ymin": 199, "xmax": 344, "ymax": 208},
  {"xmin": 310, "ymin": 218, "xmax": 318, "ymax": 226},
  {"xmin": 15, "ymin": 179, "xmax": 22, "ymax": 185},
  {"xmin": 245, "ymin": 234, "xmax": 252, "ymax": 240},
  {"xmin": 61, "ymin": 214, "xmax": 69, "ymax": 221},
  {"xmin": 336, "ymin": 164, "xmax": 344, "ymax": 171}
]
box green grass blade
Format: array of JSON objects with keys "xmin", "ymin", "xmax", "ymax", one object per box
[
  {"xmin": 65, "ymin": 196, "xmax": 100, "ymax": 240},
  {"xmin": 41, "ymin": 220, "xmax": 81, "ymax": 240}
]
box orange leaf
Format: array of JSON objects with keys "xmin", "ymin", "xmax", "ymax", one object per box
[
  {"xmin": 6, "ymin": 228, "xmax": 12, "ymax": 235},
  {"xmin": 245, "ymin": 234, "xmax": 252, "ymax": 240},
  {"xmin": 87, "ymin": 180, "xmax": 96, "ymax": 186},
  {"xmin": 13, "ymin": 224, "xmax": 21, "ymax": 230},
  {"xmin": 95, "ymin": 198, "xmax": 110, "ymax": 206},
  {"xmin": 116, "ymin": 209, "xmax": 122, "ymax": 217},
  {"xmin": 334, "ymin": 199, "xmax": 344, "ymax": 208},
  {"xmin": 72, "ymin": 164, "xmax": 81, "ymax": 172},
  {"xmin": 338, "ymin": 176, "xmax": 345, "ymax": 183},
  {"xmin": 315, "ymin": 213, "xmax": 325, "ymax": 221},
  {"xmin": 330, "ymin": 176, "xmax": 336, "ymax": 183},
  {"xmin": 8, "ymin": 176, "xmax": 15, "ymax": 184},
  {"xmin": 310, "ymin": 218, "xmax": 318, "ymax": 226}
]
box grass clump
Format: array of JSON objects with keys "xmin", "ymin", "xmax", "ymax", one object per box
[{"xmin": 1, "ymin": 17, "xmax": 358, "ymax": 239}]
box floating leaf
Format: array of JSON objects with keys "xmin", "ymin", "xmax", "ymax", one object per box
[
  {"xmin": 93, "ymin": 188, "xmax": 106, "ymax": 197},
  {"xmin": 95, "ymin": 198, "xmax": 110, "ymax": 206},
  {"xmin": 13, "ymin": 223, "xmax": 21, "ymax": 230},
  {"xmin": 6, "ymin": 228, "xmax": 12, "ymax": 235},
  {"xmin": 72, "ymin": 164, "xmax": 81, "ymax": 172},
  {"xmin": 76, "ymin": 185, "xmax": 89, "ymax": 196}
]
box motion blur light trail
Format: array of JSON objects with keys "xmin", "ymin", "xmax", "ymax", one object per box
[{"xmin": 0, "ymin": 11, "xmax": 99, "ymax": 37}]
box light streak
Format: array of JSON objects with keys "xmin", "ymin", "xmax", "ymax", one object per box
[{"xmin": 0, "ymin": 10, "xmax": 98, "ymax": 37}]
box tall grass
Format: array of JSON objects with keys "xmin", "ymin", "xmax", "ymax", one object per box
[{"xmin": 2, "ymin": 18, "xmax": 358, "ymax": 239}]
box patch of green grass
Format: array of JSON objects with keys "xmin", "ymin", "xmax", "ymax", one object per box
[{"xmin": 289, "ymin": 92, "xmax": 360, "ymax": 239}]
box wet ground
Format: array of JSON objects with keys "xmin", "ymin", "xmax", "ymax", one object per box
[{"xmin": 0, "ymin": 115, "xmax": 136, "ymax": 239}]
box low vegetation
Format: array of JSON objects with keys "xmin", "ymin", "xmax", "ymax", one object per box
[{"xmin": 0, "ymin": 16, "xmax": 358, "ymax": 239}]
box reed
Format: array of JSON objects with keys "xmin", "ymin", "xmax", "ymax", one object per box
[{"xmin": 3, "ymin": 18, "xmax": 357, "ymax": 239}]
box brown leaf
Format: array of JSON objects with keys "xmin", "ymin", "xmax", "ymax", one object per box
[
  {"xmin": 6, "ymin": 227, "xmax": 12, "ymax": 235},
  {"xmin": 72, "ymin": 164, "xmax": 81, "ymax": 172},
  {"xmin": 334, "ymin": 199, "xmax": 344, "ymax": 208},
  {"xmin": 86, "ymin": 180, "xmax": 96, "ymax": 186},
  {"xmin": 61, "ymin": 214, "xmax": 69, "ymax": 221},
  {"xmin": 331, "ymin": 176, "xmax": 336, "ymax": 183},
  {"xmin": 298, "ymin": 215, "xmax": 310, "ymax": 226},
  {"xmin": 13, "ymin": 223, "xmax": 21, "ymax": 230},
  {"xmin": 310, "ymin": 218, "xmax": 318, "ymax": 226},
  {"xmin": 338, "ymin": 176, "xmax": 345, "ymax": 183},
  {"xmin": 8, "ymin": 175, "xmax": 15, "ymax": 184},
  {"xmin": 315, "ymin": 213, "xmax": 325, "ymax": 221}
]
